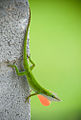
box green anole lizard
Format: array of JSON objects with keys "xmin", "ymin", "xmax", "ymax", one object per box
[{"xmin": 8, "ymin": 7, "xmax": 61, "ymax": 106}]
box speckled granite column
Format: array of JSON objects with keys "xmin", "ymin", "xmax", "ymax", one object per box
[{"xmin": 0, "ymin": 0, "xmax": 30, "ymax": 120}]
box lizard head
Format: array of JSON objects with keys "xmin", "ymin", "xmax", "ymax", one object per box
[
  {"xmin": 44, "ymin": 92, "xmax": 61, "ymax": 102},
  {"xmin": 42, "ymin": 90, "xmax": 61, "ymax": 102},
  {"xmin": 37, "ymin": 90, "xmax": 61, "ymax": 106}
]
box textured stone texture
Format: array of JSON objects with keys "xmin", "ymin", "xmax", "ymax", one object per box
[{"xmin": 0, "ymin": 0, "xmax": 30, "ymax": 120}]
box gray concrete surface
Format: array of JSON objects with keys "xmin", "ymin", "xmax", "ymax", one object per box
[{"xmin": 0, "ymin": 0, "xmax": 30, "ymax": 120}]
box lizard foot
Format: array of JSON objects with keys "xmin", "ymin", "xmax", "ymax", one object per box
[{"xmin": 25, "ymin": 97, "xmax": 30, "ymax": 103}]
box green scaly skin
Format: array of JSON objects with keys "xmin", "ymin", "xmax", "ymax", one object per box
[{"xmin": 8, "ymin": 7, "xmax": 61, "ymax": 102}]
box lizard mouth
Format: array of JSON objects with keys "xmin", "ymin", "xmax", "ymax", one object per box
[
  {"xmin": 42, "ymin": 94, "xmax": 61, "ymax": 102},
  {"xmin": 53, "ymin": 96, "xmax": 61, "ymax": 102}
]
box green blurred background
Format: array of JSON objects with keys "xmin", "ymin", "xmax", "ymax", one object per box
[{"xmin": 29, "ymin": 0, "xmax": 81, "ymax": 120}]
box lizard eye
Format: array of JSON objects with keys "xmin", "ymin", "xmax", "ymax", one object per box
[{"xmin": 51, "ymin": 95, "xmax": 54, "ymax": 98}]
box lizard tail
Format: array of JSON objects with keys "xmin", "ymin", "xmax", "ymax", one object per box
[{"xmin": 23, "ymin": 7, "xmax": 31, "ymax": 69}]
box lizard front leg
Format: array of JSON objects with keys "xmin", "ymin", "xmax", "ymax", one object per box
[{"xmin": 27, "ymin": 55, "xmax": 35, "ymax": 71}]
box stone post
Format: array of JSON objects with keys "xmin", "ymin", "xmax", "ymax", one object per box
[{"xmin": 0, "ymin": 0, "xmax": 30, "ymax": 120}]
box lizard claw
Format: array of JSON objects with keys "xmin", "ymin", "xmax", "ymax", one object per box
[
  {"xmin": 13, "ymin": 60, "xmax": 16, "ymax": 64},
  {"xmin": 6, "ymin": 59, "xmax": 16, "ymax": 66}
]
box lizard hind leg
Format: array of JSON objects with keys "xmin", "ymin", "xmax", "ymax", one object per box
[{"xmin": 8, "ymin": 63, "xmax": 26, "ymax": 76}]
